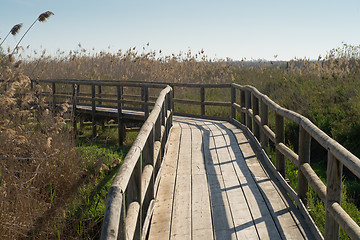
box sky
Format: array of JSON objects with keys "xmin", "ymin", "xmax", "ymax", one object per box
[{"xmin": 1, "ymin": 0, "xmax": 360, "ymax": 61}]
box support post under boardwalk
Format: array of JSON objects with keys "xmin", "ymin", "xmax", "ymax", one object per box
[
  {"xmin": 143, "ymin": 86, "xmax": 149, "ymax": 118},
  {"xmin": 98, "ymin": 85, "xmax": 102, "ymax": 105},
  {"xmin": 117, "ymin": 86, "xmax": 124, "ymax": 146},
  {"xmin": 200, "ymin": 87, "xmax": 205, "ymax": 116},
  {"xmin": 72, "ymin": 84, "xmax": 77, "ymax": 138},
  {"xmin": 52, "ymin": 82, "xmax": 56, "ymax": 115},
  {"xmin": 91, "ymin": 84, "xmax": 96, "ymax": 138}
]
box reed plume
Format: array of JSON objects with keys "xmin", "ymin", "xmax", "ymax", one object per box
[
  {"xmin": 11, "ymin": 11, "xmax": 54, "ymax": 55},
  {"xmin": 0, "ymin": 23, "xmax": 23, "ymax": 47}
]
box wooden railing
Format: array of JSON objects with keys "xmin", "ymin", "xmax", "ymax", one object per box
[
  {"xmin": 29, "ymin": 79, "xmax": 170, "ymax": 145},
  {"xmin": 100, "ymin": 85, "xmax": 173, "ymax": 239},
  {"xmin": 26, "ymin": 79, "xmax": 174, "ymax": 239},
  {"xmin": 230, "ymin": 84, "xmax": 360, "ymax": 240},
  {"xmin": 95, "ymin": 81, "xmax": 360, "ymax": 240},
  {"xmin": 7, "ymin": 79, "xmax": 360, "ymax": 239}
]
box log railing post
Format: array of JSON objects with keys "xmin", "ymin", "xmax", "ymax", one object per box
[
  {"xmin": 324, "ymin": 153, "xmax": 343, "ymax": 240},
  {"xmin": 170, "ymin": 85, "xmax": 175, "ymax": 113},
  {"xmin": 200, "ymin": 87, "xmax": 205, "ymax": 116},
  {"xmin": 260, "ymin": 100, "xmax": 269, "ymax": 148},
  {"xmin": 91, "ymin": 84, "xmax": 96, "ymax": 138},
  {"xmin": 168, "ymin": 89, "xmax": 173, "ymax": 128},
  {"xmin": 164, "ymin": 95, "xmax": 169, "ymax": 140},
  {"xmin": 98, "ymin": 85, "xmax": 102, "ymax": 105},
  {"xmin": 72, "ymin": 84, "xmax": 77, "ymax": 138},
  {"xmin": 298, "ymin": 126, "xmax": 311, "ymax": 205},
  {"xmin": 275, "ymin": 113, "xmax": 285, "ymax": 177},
  {"xmin": 136, "ymin": 156, "xmax": 143, "ymax": 239},
  {"xmin": 252, "ymin": 93, "xmax": 260, "ymax": 139},
  {"xmin": 161, "ymin": 99, "xmax": 166, "ymax": 126},
  {"xmin": 240, "ymin": 89, "xmax": 246, "ymax": 124},
  {"xmin": 76, "ymin": 84, "xmax": 80, "ymax": 105},
  {"xmin": 125, "ymin": 155, "xmax": 142, "ymax": 240},
  {"xmin": 118, "ymin": 192, "xmax": 126, "ymax": 239},
  {"xmin": 231, "ymin": 86, "xmax": 236, "ymax": 120},
  {"xmin": 143, "ymin": 86, "xmax": 149, "ymax": 118},
  {"xmin": 52, "ymin": 82, "xmax": 56, "ymax": 115},
  {"xmin": 245, "ymin": 90, "xmax": 252, "ymax": 130},
  {"xmin": 117, "ymin": 86, "xmax": 124, "ymax": 146},
  {"xmin": 142, "ymin": 127, "xmax": 155, "ymax": 221}
]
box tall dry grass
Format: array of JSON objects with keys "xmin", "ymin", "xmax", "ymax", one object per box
[
  {"xmin": 21, "ymin": 46, "xmax": 234, "ymax": 84},
  {"xmin": 0, "ymin": 62, "xmax": 85, "ymax": 239}
]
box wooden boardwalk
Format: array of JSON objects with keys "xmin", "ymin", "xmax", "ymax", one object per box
[
  {"xmin": 148, "ymin": 116, "xmax": 314, "ymax": 240},
  {"xmin": 32, "ymin": 79, "xmax": 359, "ymax": 239}
]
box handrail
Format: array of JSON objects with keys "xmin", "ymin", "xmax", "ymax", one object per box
[
  {"xmin": 16, "ymin": 78, "xmax": 360, "ymax": 239},
  {"xmin": 230, "ymin": 83, "xmax": 360, "ymax": 240},
  {"xmin": 100, "ymin": 85, "xmax": 173, "ymax": 239}
]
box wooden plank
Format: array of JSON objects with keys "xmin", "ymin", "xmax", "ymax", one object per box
[
  {"xmin": 148, "ymin": 126, "xmax": 181, "ymax": 240},
  {"xmin": 223, "ymin": 121, "xmax": 309, "ymax": 239},
  {"xmin": 170, "ymin": 123, "xmax": 192, "ymax": 239},
  {"xmin": 191, "ymin": 127, "xmax": 213, "ymax": 240},
  {"xmin": 216, "ymin": 121, "xmax": 282, "ymax": 239},
  {"xmin": 171, "ymin": 174, "xmax": 192, "ymax": 239},
  {"xmin": 206, "ymin": 122, "xmax": 259, "ymax": 239},
  {"xmin": 198, "ymin": 120, "xmax": 236, "ymax": 240},
  {"xmin": 191, "ymin": 127, "xmax": 206, "ymax": 175}
]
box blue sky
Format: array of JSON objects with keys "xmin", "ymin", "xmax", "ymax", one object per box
[{"xmin": 1, "ymin": 0, "xmax": 360, "ymax": 60}]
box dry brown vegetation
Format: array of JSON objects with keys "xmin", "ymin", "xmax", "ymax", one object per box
[{"xmin": 0, "ymin": 64, "xmax": 84, "ymax": 239}]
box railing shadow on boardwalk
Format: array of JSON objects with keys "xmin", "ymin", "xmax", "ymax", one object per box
[
  {"xmin": 184, "ymin": 119, "xmax": 234, "ymax": 239},
  {"xmin": 177, "ymin": 118, "xmax": 292, "ymax": 239}
]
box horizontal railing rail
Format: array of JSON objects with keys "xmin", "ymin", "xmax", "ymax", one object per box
[
  {"xmin": 100, "ymin": 85, "xmax": 173, "ymax": 239},
  {"xmin": 230, "ymin": 84, "xmax": 360, "ymax": 240}
]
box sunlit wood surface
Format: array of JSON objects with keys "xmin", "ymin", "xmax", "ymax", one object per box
[{"xmin": 148, "ymin": 116, "xmax": 314, "ymax": 240}]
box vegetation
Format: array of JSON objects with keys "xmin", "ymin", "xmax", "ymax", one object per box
[{"xmin": 1, "ymin": 19, "xmax": 360, "ymax": 238}]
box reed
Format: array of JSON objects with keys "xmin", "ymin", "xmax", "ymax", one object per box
[
  {"xmin": 0, "ymin": 24, "xmax": 23, "ymax": 47},
  {"xmin": 11, "ymin": 11, "xmax": 54, "ymax": 55}
]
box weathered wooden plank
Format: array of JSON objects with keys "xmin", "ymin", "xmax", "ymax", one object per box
[
  {"xmin": 199, "ymin": 123, "xmax": 222, "ymax": 176},
  {"xmin": 148, "ymin": 126, "xmax": 181, "ymax": 240},
  {"xmin": 217, "ymin": 122, "xmax": 282, "ymax": 239},
  {"xmin": 170, "ymin": 123, "xmax": 192, "ymax": 239},
  {"xmin": 206, "ymin": 122, "xmax": 259, "ymax": 239},
  {"xmin": 199, "ymin": 120, "xmax": 236, "ymax": 239},
  {"xmin": 223, "ymin": 121, "xmax": 309, "ymax": 239},
  {"xmin": 191, "ymin": 127, "xmax": 206, "ymax": 175},
  {"xmin": 190, "ymin": 127, "xmax": 214, "ymax": 239},
  {"xmin": 191, "ymin": 174, "xmax": 214, "ymax": 239}
]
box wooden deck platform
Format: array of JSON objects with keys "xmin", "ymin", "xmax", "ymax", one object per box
[
  {"xmin": 76, "ymin": 105, "xmax": 145, "ymax": 121},
  {"xmin": 148, "ymin": 116, "xmax": 314, "ymax": 240}
]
